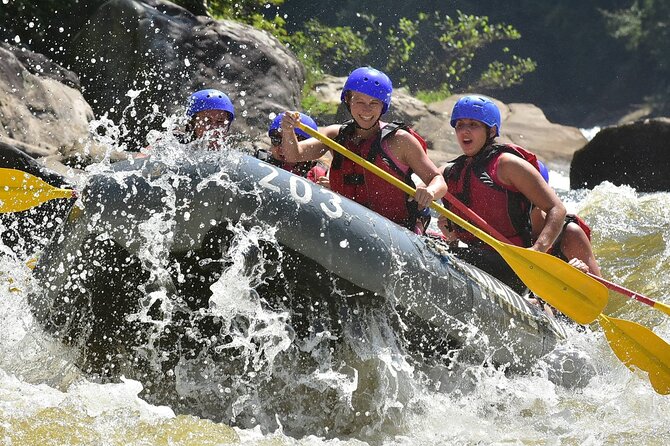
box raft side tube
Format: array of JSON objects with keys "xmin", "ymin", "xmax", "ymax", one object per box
[{"xmin": 31, "ymin": 154, "xmax": 574, "ymax": 375}]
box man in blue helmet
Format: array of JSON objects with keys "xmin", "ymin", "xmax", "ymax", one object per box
[
  {"xmin": 437, "ymin": 95, "xmax": 566, "ymax": 294},
  {"xmin": 138, "ymin": 88, "xmax": 235, "ymax": 156},
  {"xmin": 184, "ymin": 88, "xmax": 235, "ymax": 145},
  {"xmin": 280, "ymin": 67, "xmax": 446, "ymax": 234},
  {"xmin": 256, "ymin": 112, "xmax": 328, "ymax": 185}
]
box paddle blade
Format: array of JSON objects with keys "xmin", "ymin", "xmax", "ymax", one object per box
[
  {"xmin": 599, "ymin": 315, "xmax": 670, "ymax": 395},
  {"xmin": 497, "ymin": 243, "xmax": 608, "ymax": 324},
  {"xmin": 0, "ymin": 168, "xmax": 74, "ymax": 213}
]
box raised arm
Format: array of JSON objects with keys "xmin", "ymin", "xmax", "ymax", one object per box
[{"xmin": 280, "ymin": 112, "xmax": 335, "ymax": 162}]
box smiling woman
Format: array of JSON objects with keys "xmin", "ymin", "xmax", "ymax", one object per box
[
  {"xmin": 438, "ymin": 95, "xmax": 567, "ymax": 296},
  {"xmin": 279, "ymin": 66, "xmax": 447, "ymax": 234}
]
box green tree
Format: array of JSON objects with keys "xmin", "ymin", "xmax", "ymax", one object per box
[
  {"xmin": 602, "ymin": 1, "xmax": 670, "ymax": 71},
  {"xmin": 287, "ymin": 19, "xmax": 369, "ymax": 75},
  {"xmin": 359, "ymin": 11, "xmax": 535, "ymax": 99},
  {"xmin": 602, "ymin": 0, "xmax": 670, "ymax": 112}
]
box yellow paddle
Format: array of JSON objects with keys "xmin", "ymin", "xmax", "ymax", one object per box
[
  {"xmin": 599, "ymin": 314, "xmax": 670, "ymax": 395},
  {"xmin": 438, "ymin": 185, "xmax": 670, "ymax": 395},
  {"xmin": 296, "ymin": 121, "xmax": 608, "ymax": 325},
  {"xmin": 0, "ymin": 168, "xmax": 76, "ymax": 213}
]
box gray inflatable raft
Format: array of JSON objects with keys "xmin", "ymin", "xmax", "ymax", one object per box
[{"xmin": 29, "ymin": 152, "xmax": 587, "ymax": 386}]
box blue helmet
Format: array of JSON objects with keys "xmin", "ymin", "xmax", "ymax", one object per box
[
  {"xmin": 340, "ymin": 67, "xmax": 393, "ymax": 114},
  {"xmin": 268, "ymin": 112, "xmax": 318, "ymax": 140},
  {"xmin": 538, "ymin": 160, "xmax": 550, "ymax": 183},
  {"xmin": 450, "ymin": 95, "xmax": 501, "ymax": 136},
  {"xmin": 186, "ymin": 89, "xmax": 235, "ymax": 121}
]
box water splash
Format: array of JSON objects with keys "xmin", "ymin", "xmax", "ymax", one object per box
[{"xmin": 2, "ymin": 124, "xmax": 670, "ymax": 443}]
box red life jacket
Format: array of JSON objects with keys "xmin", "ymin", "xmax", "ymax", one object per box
[
  {"xmin": 444, "ymin": 143, "xmax": 541, "ymax": 247},
  {"xmin": 282, "ymin": 160, "xmax": 320, "ymax": 179},
  {"xmin": 306, "ymin": 164, "xmax": 328, "ymax": 183},
  {"xmin": 330, "ymin": 121, "xmax": 428, "ymax": 232}
]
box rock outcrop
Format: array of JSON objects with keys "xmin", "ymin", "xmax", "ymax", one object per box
[
  {"xmin": 0, "ymin": 0, "xmax": 588, "ymax": 173},
  {"xmin": 310, "ymin": 76, "xmax": 586, "ymax": 167},
  {"xmin": 0, "ymin": 43, "xmax": 93, "ymax": 160},
  {"xmin": 570, "ymin": 118, "xmax": 670, "ymax": 192},
  {"xmin": 68, "ymin": 0, "xmax": 305, "ymax": 148}
]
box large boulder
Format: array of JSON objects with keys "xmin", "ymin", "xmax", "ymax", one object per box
[
  {"xmin": 68, "ymin": 0, "xmax": 305, "ymax": 149},
  {"xmin": 0, "ymin": 43, "xmax": 94, "ymax": 159},
  {"xmin": 570, "ymin": 118, "xmax": 670, "ymax": 192},
  {"xmin": 308, "ymin": 77, "xmax": 586, "ymax": 167}
]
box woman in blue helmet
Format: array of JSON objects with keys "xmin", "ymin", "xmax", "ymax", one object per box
[
  {"xmin": 280, "ymin": 67, "xmax": 446, "ymax": 234},
  {"xmin": 437, "ymin": 95, "xmax": 566, "ymax": 294},
  {"xmin": 184, "ymin": 88, "xmax": 235, "ymax": 144},
  {"xmin": 256, "ymin": 112, "xmax": 328, "ymax": 185}
]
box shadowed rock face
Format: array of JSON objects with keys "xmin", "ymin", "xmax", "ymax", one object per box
[
  {"xmin": 570, "ymin": 118, "xmax": 670, "ymax": 192},
  {"xmin": 68, "ymin": 0, "xmax": 305, "ymax": 147}
]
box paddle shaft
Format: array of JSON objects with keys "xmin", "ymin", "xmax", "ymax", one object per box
[{"xmin": 590, "ymin": 273, "xmax": 670, "ymax": 316}]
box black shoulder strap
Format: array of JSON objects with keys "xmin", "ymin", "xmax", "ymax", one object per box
[
  {"xmin": 332, "ymin": 120, "xmax": 357, "ymax": 169},
  {"xmin": 380, "ymin": 122, "xmax": 404, "ymax": 141},
  {"xmin": 367, "ymin": 122, "xmax": 405, "ymax": 164}
]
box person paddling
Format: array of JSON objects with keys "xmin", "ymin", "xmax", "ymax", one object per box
[
  {"xmin": 138, "ymin": 88, "xmax": 235, "ymax": 157},
  {"xmin": 437, "ymin": 95, "xmax": 567, "ymax": 294},
  {"xmin": 280, "ymin": 66, "xmax": 446, "ymax": 234},
  {"xmin": 531, "ymin": 161, "xmax": 601, "ymax": 276},
  {"xmin": 256, "ymin": 112, "xmax": 329, "ymax": 186}
]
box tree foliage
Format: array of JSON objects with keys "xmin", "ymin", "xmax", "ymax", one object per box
[
  {"xmin": 603, "ymin": 1, "xmax": 670, "ymax": 69},
  {"xmin": 601, "ymin": 0, "xmax": 670, "ymax": 111},
  {"xmin": 4, "ymin": 0, "xmax": 666, "ymax": 123},
  {"xmin": 180, "ymin": 1, "xmax": 535, "ymax": 99},
  {"xmin": 358, "ymin": 10, "xmax": 536, "ymax": 98},
  {"xmin": 287, "ymin": 19, "xmax": 369, "ymax": 76}
]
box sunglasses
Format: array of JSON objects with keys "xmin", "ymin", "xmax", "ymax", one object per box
[{"xmin": 269, "ymin": 129, "xmax": 282, "ymax": 146}]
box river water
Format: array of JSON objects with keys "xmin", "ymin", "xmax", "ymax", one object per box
[{"xmin": 1, "ymin": 151, "xmax": 669, "ymax": 445}]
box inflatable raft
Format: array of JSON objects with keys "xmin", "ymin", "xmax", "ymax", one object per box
[{"xmin": 28, "ymin": 152, "xmax": 589, "ymax": 398}]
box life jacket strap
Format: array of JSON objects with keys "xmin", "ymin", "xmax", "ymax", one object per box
[{"xmin": 343, "ymin": 173, "xmax": 365, "ymax": 185}]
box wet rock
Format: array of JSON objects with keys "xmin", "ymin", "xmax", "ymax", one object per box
[
  {"xmin": 570, "ymin": 118, "xmax": 670, "ymax": 192},
  {"xmin": 0, "ymin": 43, "xmax": 93, "ymax": 159},
  {"xmin": 68, "ymin": 0, "xmax": 305, "ymax": 148}
]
